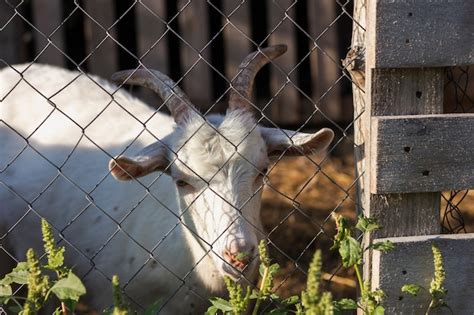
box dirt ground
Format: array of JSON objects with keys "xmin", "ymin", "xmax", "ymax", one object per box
[{"xmin": 261, "ymin": 148, "xmax": 474, "ymax": 301}]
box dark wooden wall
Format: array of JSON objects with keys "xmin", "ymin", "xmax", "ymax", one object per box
[{"xmin": 0, "ymin": 0, "xmax": 355, "ymax": 128}]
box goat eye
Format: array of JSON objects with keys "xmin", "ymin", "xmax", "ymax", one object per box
[{"xmin": 176, "ymin": 179, "xmax": 190, "ymax": 187}]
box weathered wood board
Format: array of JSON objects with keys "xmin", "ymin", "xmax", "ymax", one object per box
[
  {"xmin": 364, "ymin": 68, "xmax": 443, "ymax": 240},
  {"xmin": 372, "ymin": 0, "xmax": 474, "ymax": 67},
  {"xmin": 371, "ymin": 113, "xmax": 474, "ymax": 194},
  {"xmin": 178, "ymin": 0, "xmax": 212, "ymax": 107},
  {"xmin": 308, "ymin": 0, "xmax": 342, "ymax": 122},
  {"xmin": 268, "ymin": 0, "xmax": 299, "ymax": 125},
  {"xmin": 32, "ymin": 0, "xmax": 65, "ymax": 67},
  {"xmin": 372, "ymin": 234, "xmax": 474, "ymax": 314},
  {"xmin": 0, "ymin": 2, "xmax": 21, "ymax": 65},
  {"xmin": 83, "ymin": 0, "xmax": 117, "ymax": 78}
]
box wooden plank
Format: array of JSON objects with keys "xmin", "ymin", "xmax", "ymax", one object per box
[
  {"xmin": 223, "ymin": 0, "xmax": 251, "ymax": 92},
  {"xmin": 178, "ymin": 0, "xmax": 212, "ymax": 108},
  {"xmin": 83, "ymin": 0, "xmax": 117, "ymax": 78},
  {"xmin": 0, "ymin": 2, "xmax": 21, "ymax": 65},
  {"xmin": 267, "ymin": 0, "xmax": 299, "ymax": 125},
  {"xmin": 32, "ymin": 0, "xmax": 65, "ymax": 66},
  {"xmin": 308, "ymin": 0, "xmax": 343, "ymax": 122},
  {"xmin": 372, "ymin": 113, "xmax": 474, "ymax": 194},
  {"xmin": 372, "ymin": 234, "xmax": 474, "ymax": 314},
  {"xmin": 365, "ymin": 67, "xmax": 444, "ymax": 239},
  {"xmin": 219, "ymin": 1, "xmax": 251, "ymax": 115},
  {"xmin": 136, "ymin": 0, "xmax": 167, "ymax": 73},
  {"xmin": 373, "ymin": 0, "xmax": 474, "ymax": 68},
  {"xmin": 135, "ymin": 0, "xmax": 168, "ymax": 106}
]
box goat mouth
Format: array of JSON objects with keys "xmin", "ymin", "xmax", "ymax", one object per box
[
  {"xmin": 222, "ymin": 264, "xmax": 244, "ymax": 281},
  {"xmin": 221, "ymin": 258, "xmax": 258, "ymax": 282}
]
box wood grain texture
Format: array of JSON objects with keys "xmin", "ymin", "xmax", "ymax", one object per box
[
  {"xmin": 372, "ymin": 234, "xmax": 474, "ymax": 314},
  {"xmin": 373, "ymin": 0, "xmax": 474, "ymax": 68},
  {"xmin": 32, "ymin": 0, "xmax": 65, "ymax": 66},
  {"xmin": 308, "ymin": 0, "xmax": 342, "ymax": 122},
  {"xmin": 223, "ymin": 0, "xmax": 251, "ymax": 86},
  {"xmin": 83, "ymin": 0, "xmax": 117, "ymax": 78},
  {"xmin": 178, "ymin": 0, "xmax": 212, "ymax": 106},
  {"xmin": 0, "ymin": 2, "xmax": 21, "ymax": 64},
  {"xmin": 367, "ymin": 68, "xmax": 443, "ymax": 239},
  {"xmin": 268, "ymin": 0, "xmax": 299, "ymax": 124},
  {"xmin": 136, "ymin": 0, "xmax": 168, "ymax": 107},
  {"xmin": 372, "ymin": 113, "xmax": 474, "ymax": 193}
]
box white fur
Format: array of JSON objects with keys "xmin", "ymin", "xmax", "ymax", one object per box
[
  {"xmin": 0, "ymin": 63, "xmax": 333, "ymax": 314},
  {"xmin": 0, "ymin": 64, "xmax": 266, "ymax": 313}
]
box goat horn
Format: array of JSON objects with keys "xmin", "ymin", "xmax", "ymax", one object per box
[
  {"xmin": 228, "ymin": 44, "xmax": 287, "ymax": 112},
  {"xmin": 111, "ymin": 69, "xmax": 194, "ymax": 124}
]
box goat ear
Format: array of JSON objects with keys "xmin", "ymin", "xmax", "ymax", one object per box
[
  {"xmin": 260, "ymin": 127, "xmax": 334, "ymax": 156},
  {"xmin": 109, "ymin": 142, "xmax": 170, "ymax": 181}
]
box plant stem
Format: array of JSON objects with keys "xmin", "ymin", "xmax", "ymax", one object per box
[
  {"xmin": 354, "ymin": 264, "xmax": 365, "ymax": 295},
  {"xmin": 425, "ymin": 300, "xmax": 434, "ymax": 315},
  {"xmin": 252, "ymin": 266, "xmax": 269, "ymax": 315},
  {"xmin": 61, "ymin": 302, "xmax": 68, "ymax": 315}
]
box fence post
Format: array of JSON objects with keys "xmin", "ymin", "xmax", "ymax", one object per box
[{"xmin": 348, "ymin": 0, "xmax": 444, "ymax": 306}]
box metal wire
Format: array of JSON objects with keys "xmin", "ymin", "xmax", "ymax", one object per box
[
  {"xmin": 2, "ymin": 0, "xmax": 470, "ymax": 313},
  {"xmin": 441, "ymin": 66, "xmax": 474, "ymax": 234}
]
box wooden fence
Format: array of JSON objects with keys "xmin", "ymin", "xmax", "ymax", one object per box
[
  {"xmin": 0, "ymin": 0, "xmax": 354, "ymax": 127},
  {"xmin": 348, "ymin": 0, "xmax": 474, "ymax": 313}
]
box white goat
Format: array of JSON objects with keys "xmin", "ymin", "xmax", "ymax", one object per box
[{"xmin": 0, "ymin": 45, "xmax": 334, "ymax": 313}]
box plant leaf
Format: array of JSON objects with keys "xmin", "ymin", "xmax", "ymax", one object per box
[
  {"xmin": 50, "ymin": 272, "xmax": 86, "ymax": 302},
  {"xmin": 339, "ymin": 237, "xmax": 362, "ymax": 268},
  {"xmin": 142, "ymin": 300, "xmax": 162, "ymax": 315},
  {"xmin": 0, "ymin": 284, "xmax": 12, "ymax": 297},
  {"xmin": 373, "ymin": 305, "xmax": 385, "ymax": 315},
  {"xmin": 8, "ymin": 305, "xmax": 22, "ymax": 313},
  {"xmin": 268, "ymin": 263, "xmax": 280, "ymax": 276},
  {"xmin": 1, "ymin": 262, "xmax": 29, "ymax": 285},
  {"xmin": 334, "ymin": 298, "xmax": 357, "ymax": 310},
  {"xmin": 282, "ymin": 295, "xmax": 299, "ymax": 305},
  {"xmin": 401, "ymin": 284, "xmax": 422, "ymax": 296},
  {"xmin": 371, "ymin": 241, "xmax": 395, "ymax": 253},
  {"xmin": 331, "ymin": 215, "xmax": 351, "ymax": 250},
  {"xmin": 209, "ymin": 297, "xmax": 233, "ymax": 312},
  {"xmin": 355, "ymin": 215, "xmax": 380, "ymax": 233},
  {"xmin": 205, "ymin": 305, "xmax": 218, "ymax": 315}
]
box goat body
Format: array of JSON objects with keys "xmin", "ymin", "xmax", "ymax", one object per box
[
  {"xmin": 0, "ymin": 64, "xmax": 212, "ymax": 312},
  {"xmin": 0, "ymin": 45, "xmax": 334, "ymax": 314}
]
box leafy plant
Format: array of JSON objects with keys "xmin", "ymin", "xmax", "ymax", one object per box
[
  {"xmin": 0, "ymin": 218, "xmax": 86, "ymax": 314},
  {"xmin": 206, "ymin": 240, "xmax": 299, "ymax": 315},
  {"xmin": 208, "ymin": 214, "xmax": 395, "ymax": 315},
  {"xmin": 401, "ymin": 244, "xmax": 450, "ymax": 314},
  {"xmin": 331, "ymin": 214, "xmax": 394, "ymax": 315},
  {"xmin": 298, "ymin": 249, "xmax": 333, "ymax": 315}
]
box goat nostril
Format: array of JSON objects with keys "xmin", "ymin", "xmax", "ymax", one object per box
[{"xmin": 223, "ymin": 250, "xmax": 234, "ymax": 263}]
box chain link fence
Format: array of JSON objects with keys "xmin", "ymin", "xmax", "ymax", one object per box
[
  {"xmin": 1, "ymin": 0, "xmax": 472, "ymax": 313},
  {"xmin": 442, "ymin": 66, "xmax": 474, "ymax": 234}
]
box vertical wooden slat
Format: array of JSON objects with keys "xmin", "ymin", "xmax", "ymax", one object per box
[
  {"xmin": 32, "ymin": 0, "xmax": 65, "ymax": 67},
  {"xmin": 0, "ymin": 2, "xmax": 21, "ymax": 65},
  {"xmin": 308, "ymin": 0, "xmax": 342, "ymax": 123},
  {"xmin": 365, "ymin": 0, "xmax": 443, "ymax": 239},
  {"xmin": 223, "ymin": 0, "xmax": 251, "ymax": 89},
  {"xmin": 178, "ymin": 0, "xmax": 212, "ymax": 108},
  {"xmin": 83, "ymin": 0, "xmax": 117, "ymax": 77},
  {"xmin": 135, "ymin": 0, "xmax": 168, "ymax": 107},
  {"xmin": 267, "ymin": 0, "xmax": 299, "ymax": 125},
  {"xmin": 351, "ymin": 1, "xmax": 443, "ymax": 308}
]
